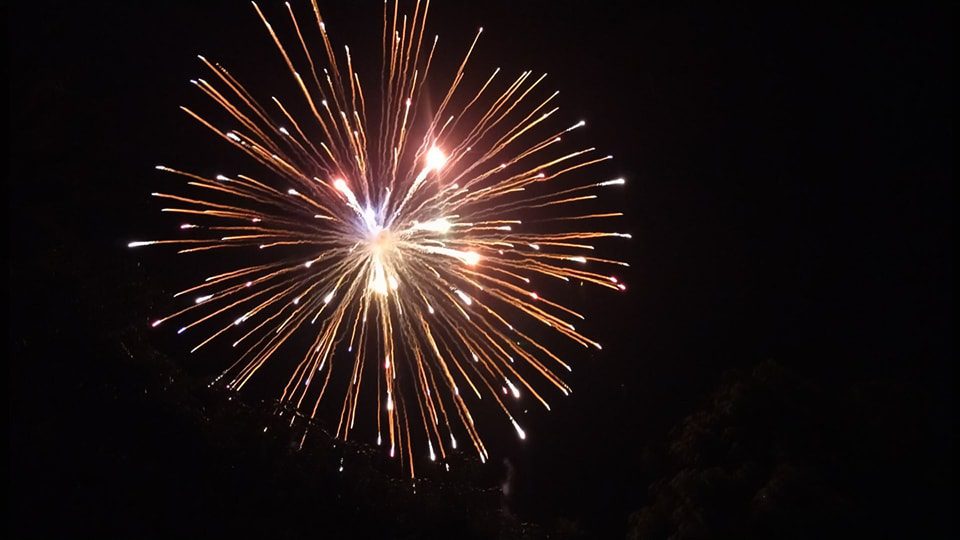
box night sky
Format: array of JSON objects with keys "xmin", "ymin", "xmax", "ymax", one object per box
[{"xmin": 9, "ymin": 2, "xmax": 953, "ymax": 538}]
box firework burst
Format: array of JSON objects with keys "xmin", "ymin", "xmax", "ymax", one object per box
[{"xmin": 130, "ymin": 0, "xmax": 629, "ymax": 476}]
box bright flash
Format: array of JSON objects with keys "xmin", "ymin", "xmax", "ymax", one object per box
[{"xmin": 426, "ymin": 146, "xmax": 447, "ymax": 171}]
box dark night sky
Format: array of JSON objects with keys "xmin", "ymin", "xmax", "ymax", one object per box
[{"xmin": 8, "ymin": 2, "xmax": 953, "ymax": 538}]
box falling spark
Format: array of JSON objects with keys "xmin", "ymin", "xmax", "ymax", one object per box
[
  {"xmin": 511, "ymin": 418, "xmax": 527, "ymax": 440},
  {"xmin": 131, "ymin": 1, "xmax": 628, "ymax": 477}
]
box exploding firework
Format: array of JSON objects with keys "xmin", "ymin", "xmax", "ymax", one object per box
[{"xmin": 130, "ymin": 0, "xmax": 629, "ymax": 476}]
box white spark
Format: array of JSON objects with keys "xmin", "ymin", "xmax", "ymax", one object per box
[
  {"xmin": 511, "ymin": 418, "xmax": 526, "ymax": 440},
  {"xmin": 454, "ymin": 290, "xmax": 472, "ymax": 305},
  {"xmin": 599, "ymin": 178, "xmax": 626, "ymax": 186}
]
